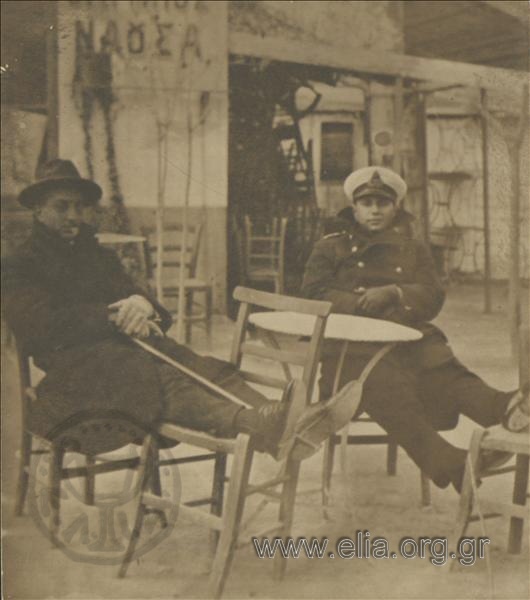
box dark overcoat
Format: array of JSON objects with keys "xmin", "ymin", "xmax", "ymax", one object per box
[
  {"xmin": 2, "ymin": 221, "xmax": 234, "ymax": 441},
  {"xmin": 301, "ymin": 207, "xmax": 456, "ymax": 399}
]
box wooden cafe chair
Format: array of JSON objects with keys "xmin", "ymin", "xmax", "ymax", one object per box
[
  {"xmin": 143, "ymin": 222, "xmax": 213, "ymax": 343},
  {"xmin": 453, "ymin": 326, "xmax": 529, "ymax": 555},
  {"xmin": 243, "ymin": 216, "xmax": 288, "ymax": 295},
  {"xmin": 119, "ymin": 286, "xmax": 332, "ymax": 598}
]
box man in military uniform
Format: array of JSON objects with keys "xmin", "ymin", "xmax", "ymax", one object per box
[
  {"xmin": 302, "ymin": 166, "xmax": 528, "ymax": 491},
  {"xmin": 3, "ymin": 159, "xmax": 347, "ymax": 461}
]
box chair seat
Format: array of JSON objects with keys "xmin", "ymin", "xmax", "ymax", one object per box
[
  {"xmin": 454, "ymin": 423, "xmax": 529, "ymax": 556},
  {"xmin": 150, "ymin": 278, "xmax": 210, "ymax": 293},
  {"xmin": 480, "ymin": 425, "xmax": 530, "ymax": 454},
  {"xmin": 158, "ymin": 423, "xmax": 237, "ymax": 454},
  {"xmin": 248, "ymin": 268, "xmax": 280, "ymax": 278}
]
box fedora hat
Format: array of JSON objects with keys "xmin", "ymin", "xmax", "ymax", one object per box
[{"xmin": 18, "ymin": 159, "xmax": 102, "ymax": 209}]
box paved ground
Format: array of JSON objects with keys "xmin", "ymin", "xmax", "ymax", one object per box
[{"xmin": 2, "ymin": 283, "xmax": 529, "ymax": 599}]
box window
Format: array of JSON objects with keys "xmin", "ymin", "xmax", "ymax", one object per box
[{"xmin": 320, "ymin": 122, "xmax": 353, "ymax": 181}]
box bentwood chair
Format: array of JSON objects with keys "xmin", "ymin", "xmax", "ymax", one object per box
[
  {"xmin": 119, "ymin": 286, "xmax": 332, "ymax": 598},
  {"xmin": 144, "ymin": 222, "xmax": 213, "ymax": 343},
  {"xmin": 243, "ymin": 216, "xmax": 288, "ymax": 294},
  {"xmin": 12, "ymin": 334, "xmax": 164, "ymax": 542}
]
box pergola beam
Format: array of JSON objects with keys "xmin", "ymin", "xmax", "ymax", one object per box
[
  {"xmin": 481, "ymin": 1, "xmax": 528, "ymax": 24},
  {"xmin": 229, "ymin": 33, "xmax": 527, "ymax": 93}
]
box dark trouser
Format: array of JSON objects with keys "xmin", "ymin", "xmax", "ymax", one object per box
[
  {"xmin": 321, "ymin": 347, "xmax": 512, "ymax": 489},
  {"xmin": 156, "ymin": 357, "xmax": 268, "ymax": 439}
]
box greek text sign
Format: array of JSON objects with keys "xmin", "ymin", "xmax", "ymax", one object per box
[{"xmin": 60, "ymin": 0, "xmax": 227, "ymax": 91}]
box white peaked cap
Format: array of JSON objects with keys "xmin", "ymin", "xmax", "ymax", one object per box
[{"xmin": 344, "ymin": 166, "xmax": 407, "ymax": 203}]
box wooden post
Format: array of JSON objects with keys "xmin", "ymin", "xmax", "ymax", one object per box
[
  {"xmin": 480, "ymin": 89, "xmax": 492, "ymax": 313},
  {"xmin": 507, "ymin": 84, "xmax": 529, "ymax": 357},
  {"xmin": 393, "ymin": 77, "xmax": 404, "ymax": 175},
  {"xmin": 155, "ymin": 122, "xmax": 165, "ymax": 304},
  {"xmin": 418, "ymin": 93, "xmax": 431, "ymax": 243},
  {"xmin": 508, "ymin": 138, "xmax": 521, "ymax": 358},
  {"xmin": 46, "ymin": 11, "xmax": 59, "ymax": 159},
  {"xmin": 365, "ymin": 83, "xmax": 373, "ymax": 165},
  {"xmin": 175, "ymin": 98, "xmax": 194, "ymax": 344}
]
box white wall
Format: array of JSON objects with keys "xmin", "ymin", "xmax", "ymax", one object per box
[
  {"xmin": 427, "ymin": 88, "xmax": 529, "ymax": 280},
  {"xmin": 297, "ymin": 82, "xmax": 368, "ymax": 215},
  {"xmin": 57, "ymin": 1, "xmax": 228, "ymax": 210},
  {"xmin": 297, "ymin": 79, "xmax": 401, "ymax": 217},
  {"xmin": 56, "ymin": 1, "xmax": 229, "ymax": 310}
]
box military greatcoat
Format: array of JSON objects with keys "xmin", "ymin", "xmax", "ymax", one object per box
[
  {"xmin": 2, "ymin": 221, "xmax": 237, "ymax": 440},
  {"xmin": 301, "ymin": 208, "xmax": 456, "ymax": 400}
]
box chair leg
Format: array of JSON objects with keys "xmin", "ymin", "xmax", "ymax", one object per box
[
  {"xmin": 386, "ymin": 441, "xmax": 398, "ymax": 476},
  {"xmin": 273, "ymin": 458, "xmax": 301, "ymax": 581},
  {"xmin": 119, "ymin": 435, "xmax": 154, "ymax": 578},
  {"xmin": 274, "ymin": 277, "xmax": 280, "ymax": 295},
  {"xmin": 185, "ymin": 292, "xmax": 194, "ymax": 345},
  {"xmin": 508, "ymin": 453, "xmax": 529, "ymax": 554},
  {"xmin": 452, "ymin": 429, "xmax": 484, "ymax": 556},
  {"xmin": 119, "ymin": 501, "xmax": 148, "ymax": 578},
  {"xmin": 49, "ymin": 446, "xmax": 64, "ymax": 544},
  {"xmin": 14, "ymin": 429, "xmax": 33, "ymax": 516},
  {"xmin": 210, "ymin": 453, "xmax": 227, "ymax": 548},
  {"xmin": 205, "ymin": 287, "xmax": 213, "ymax": 341},
  {"xmin": 322, "ymin": 438, "xmax": 335, "ymax": 510},
  {"xmin": 84, "ymin": 455, "xmax": 96, "ymax": 506},
  {"xmin": 149, "ymin": 447, "xmax": 168, "ymax": 529},
  {"xmin": 208, "ymin": 435, "xmax": 253, "ymax": 599},
  {"xmin": 420, "ymin": 472, "xmax": 431, "ymax": 507}
]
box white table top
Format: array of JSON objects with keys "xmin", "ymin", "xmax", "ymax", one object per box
[
  {"xmin": 96, "ymin": 232, "xmax": 146, "ymax": 244},
  {"xmin": 249, "ymin": 311, "xmax": 422, "ymax": 343}
]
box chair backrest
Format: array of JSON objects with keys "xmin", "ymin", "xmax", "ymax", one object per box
[
  {"xmin": 229, "ymin": 286, "xmax": 331, "ymax": 403},
  {"xmin": 244, "ymin": 216, "xmax": 288, "ymax": 275},
  {"xmin": 12, "ymin": 335, "xmax": 33, "ymax": 433},
  {"xmin": 143, "ymin": 222, "xmax": 204, "ymax": 281}
]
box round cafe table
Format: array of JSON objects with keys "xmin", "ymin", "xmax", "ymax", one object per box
[
  {"xmin": 249, "ymin": 311, "xmax": 422, "ymax": 511},
  {"xmin": 249, "ymin": 311, "xmax": 421, "ymax": 394}
]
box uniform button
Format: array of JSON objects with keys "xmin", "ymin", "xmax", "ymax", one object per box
[
  {"xmin": 357, "ymin": 261, "xmax": 365, "ymax": 268},
  {"xmin": 395, "ymin": 266, "xmax": 403, "ymax": 273},
  {"xmin": 351, "ymin": 245, "xmax": 358, "ymax": 253}
]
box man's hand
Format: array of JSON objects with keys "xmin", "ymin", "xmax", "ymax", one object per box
[
  {"xmin": 108, "ymin": 295, "xmax": 154, "ymax": 337},
  {"xmin": 356, "ymin": 285, "xmax": 399, "ymax": 316}
]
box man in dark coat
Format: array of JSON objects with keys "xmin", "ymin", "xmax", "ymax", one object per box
[
  {"xmin": 301, "ymin": 166, "xmax": 528, "ymax": 491},
  {"xmin": 2, "ymin": 159, "xmax": 346, "ymax": 460}
]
